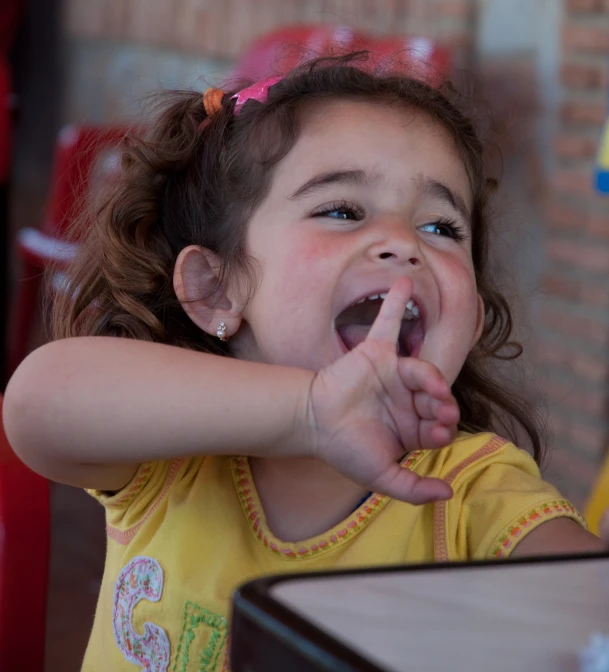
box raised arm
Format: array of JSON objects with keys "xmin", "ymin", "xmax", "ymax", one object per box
[
  {"xmin": 3, "ymin": 337, "xmax": 315, "ymax": 491},
  {"xmin": 4, "ymin": 281, "xmax": 461, "ymax": 503}
]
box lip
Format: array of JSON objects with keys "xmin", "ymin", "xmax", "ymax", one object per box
[
  {"xmin": 335, "ymin": 328, "xmax": 350, "ymax": 355},
  {"xmin": 341, "ymin": 288, "xmax": 392, "ymax": 311},
  {"xmin": 334, "ymin": 286, "xmax": 428, "ymax": 328}
]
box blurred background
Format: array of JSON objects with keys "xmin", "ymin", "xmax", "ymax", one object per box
[{"xmin": 2, "ymin": 0, "xmax": 609, "ymax": 669}]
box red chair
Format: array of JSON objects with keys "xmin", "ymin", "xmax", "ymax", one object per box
[
  {"xmin": 7, "ymin": 124, "xmax": 127, "ymax": 377},
  {"xmin": 230, "ymin": 24, "xmax": 451, "ymax": 87},
  {"xmin": 0, "ymin": 60, "xmax": 11, "ymax": 188},
  {"xmin": 0, "ymin": 394, "xmax": 50, "ymax": 671},
  {"xmin": 0, "ymin": 2, "xmax": 23, "ymax": 386},
  {"xmin": 0, "ymin": 2, "xmax": 24, "ymax": 58}
]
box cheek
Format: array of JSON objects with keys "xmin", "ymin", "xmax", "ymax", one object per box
[
  {"xmin": 295, "ymin": 235, "xmax": 337, "ymax": 266},
  {"xmin": 277, "ymin": 236, "xmax": 337, "ymax": 285},
  {"xmin": 442, "ymin": 256, "xmax": 479, "ymax": 321}
]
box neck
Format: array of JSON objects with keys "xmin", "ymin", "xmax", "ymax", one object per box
[{"xmin": 249, "ymin": 455, "xmax": 368, "ymax": 542}]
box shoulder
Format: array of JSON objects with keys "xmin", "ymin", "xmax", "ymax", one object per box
[
  {"xmin": 413, "ymin": 431, "xmax": 539, "ymax": 485},
  {"xmin": 419, "ymin": 433, "xmax": 587, "ymax": 561},
  {"xmin": 86, "ymin": 455, "xmax": 216, "ymax": 538}
]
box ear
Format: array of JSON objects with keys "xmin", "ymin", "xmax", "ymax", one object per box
[
  {"xmin": 173, "ymin": 245, "xmax": 243, "ymax": 339},
  {"xmin": 472, "ymin": 293, "xmax": 485, "ymax": 348}
]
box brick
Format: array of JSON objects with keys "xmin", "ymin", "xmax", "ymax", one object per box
[
  {"xmin": 64, "ymin": 0, "xmax": 106, "ymax": 36},
  {"xmin": 572, "ymin": 352, "xmax": 608, "ymax": 384},
  {"xmin": 561, "ymin": 100, "xmax": 608, "ymax": 126},
  {"xmin": 541, "ymin": 273, "xmax": 580, "ymax": 301},
  {"xmin": 543, "ymin": 376, "xmax": 608, "ymax": 416},
  {"xmin": 554, "ymin": 133, "xmax": 599, "ymax": 158},
  {"xmin": 547, "ymin": 409, "xmax": 570, "ymax": 436},
  {"xmin": 211, "ymin": 0, "xmax": 232, "ymax": 59},
  {"xmin": 62, "ymin": 0, "xmax": 479, "ymax": 61},
  {"xmin": 539, "ymin": 342, "xmax": 608, "ymax": 384},
  {"xmin": 572, "ymin": 386, "xmax": 607, "ymax": 416},
  {"xmin": 570, "ymin": 421, "xmax": 608, "ymax": 459},
  {"xmin": 562, "ymin": 25, "xmax": 609, "ymax": 54},
  {"xmin": 542, "ymin": 307, "xmax": 609, "ymax": 345},
  {"xmin": 588, "ymin": 214, "xmax": 609, "ymax": 239},
  {"xmin": 552, "ymin": 169, "xmax": 596, "ymax": 198},
  {"xmin": 561, "ymin": 62, "xmax": 609, "ymax": 89},
  {"xmin": 548, "ymin": 239, "xmax": 609, "ymax": 272},
  {"xmin": 545, "ymin": 201, "xmax": 586, "ymax": 231},
  {"xmin": 438, "ymin": 32, "xmax": 473, "ymax": 52},
  {"xmin": 430, "ymin": 0, "xmax": 473, "ymax": 19},
  {"xmin": 359, "ymin": 0, "xmax": 398, "ymax": 31},
  {"xmin": 202, "ymin": 0, "xmax": 226, "ymax": 56},
  {"xmin": 579, "ymin": 281, "xmax": 609, "ymax": 309},
  {"xmin": 104, "ymin": 0, "xmax": 129, "ymax": 38},
  {"xmin": 537, "ymin": 340, "xmax": 573, "ymax": 366},
  {"xmin": 173, "ymin": 0, "xmax": 202, "ymax": 53},
  {"xmin": 547, "ymin": 447, "xmax": 598, "ymax": 495},
  {"xmin": 130, "ymin": 0, "xmax": 178, "ymax": 46},
  {"xmin": 300, "ymin": 0, "xmax": 327, "ymax": 23},
  {"xmin": 567, "ymin": 0, "xmax": 605, "ymax": 11}
]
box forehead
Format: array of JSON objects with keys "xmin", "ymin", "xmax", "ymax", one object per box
[{"xmin": 276, "ymin": 98, "xmax": 472, "ymax": 204}]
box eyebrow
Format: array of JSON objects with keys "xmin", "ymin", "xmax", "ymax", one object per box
[
  {"xmin": 289, "ymin": 169, "xmax": 471, "ymax": 222},
  {"xmin": 289, "ymin": 169, "xmax": 371, "ymax": 200},
  {"xmin": 420, "ymin": 177, "xmax": 471, "ymax": 222}
]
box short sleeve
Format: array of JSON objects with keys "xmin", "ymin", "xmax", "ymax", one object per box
[
  {"xmin": 86, "ymin": 457, "xmax": 201, "ymax": 533},
  {"xmin": 436, "ymin": 439, "xmax": 587, "ymax": 561}
]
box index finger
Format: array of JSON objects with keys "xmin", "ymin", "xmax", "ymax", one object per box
[{"xmin": 366, "ymin": 276, "xmax": 413, "ymax": 345}]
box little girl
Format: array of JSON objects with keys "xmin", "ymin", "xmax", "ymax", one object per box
[{"xmin": 4, "ymin": 54, "xmax": 605, "ymax": 671}]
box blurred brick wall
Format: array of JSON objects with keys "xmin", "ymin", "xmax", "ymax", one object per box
[
  {"xmin": 55, "ymin": 1, "xmax": 609, "ymax": 506},
  {"xmin": 62, "ymin": 0, "xmax": 476, "ymax": 61},
  {"xmin": 540, "ymin": 0, "xmax": 609, "ymax": 505},
  {"xmin": 59, "ymin": 1, "xmax": 479, "ymax": 137}
]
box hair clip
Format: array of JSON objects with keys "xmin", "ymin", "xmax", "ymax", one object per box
[
  {"xmin": 203, "ymin": 87, "xmax": 225, "ymax": 117},
  {"xmin": 231, "ymin": 75, "xmax": 282, "ymax": 115}
]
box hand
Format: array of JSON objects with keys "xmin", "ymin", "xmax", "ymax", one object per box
[{"xmin": 307, "ymin": 276, "xmax": 458, "ymax": 504}]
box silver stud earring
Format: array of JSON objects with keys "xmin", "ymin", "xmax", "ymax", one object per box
[{"xmin": 216, "ymin": 322, "xmax": 228, "ymax": 341}]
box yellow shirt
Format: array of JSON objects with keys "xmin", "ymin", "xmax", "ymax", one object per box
[{"xmin": 82, "ymin": 432, "xmax": 585, "ymax": 671}]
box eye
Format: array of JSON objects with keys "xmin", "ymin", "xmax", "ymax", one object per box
[
  {"xmin": 311, "ymin": 201, "xmax": 364, "ymax": 222},
  {"xmin": 419, "ymin": 218, "xmax": 467, "ymax": 242}
]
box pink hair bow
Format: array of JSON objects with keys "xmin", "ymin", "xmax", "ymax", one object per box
[{"xmin": 231, "ymin": 75, "xmax": 282, "ymax": 114}]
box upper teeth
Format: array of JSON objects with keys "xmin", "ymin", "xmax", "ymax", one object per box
[
  {"xmin": 353, "ymin": 294, "xmax": 420, "ymax": 320},
  {"xmin": 405, "ymin": 300, "xmax": 419, "ymax": 319}
]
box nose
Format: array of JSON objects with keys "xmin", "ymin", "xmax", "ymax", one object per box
[{"xmin": 365, "ymin": 217, "xmax": 423, "ymax": 268}]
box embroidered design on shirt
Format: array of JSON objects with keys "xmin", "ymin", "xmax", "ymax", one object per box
[
  {"xmin": 490, "ymin": 499, "xmax": 585, "ymax": 558},
  {"xmin": 113, "ymin": 556, "xmax": 170, "ymax": 671},
  {"xmin": 433, "ymin": 436, "xmax": 507, "ymax": 561},
  {"xmin": 173, "ymin": 601, "xmax": 228, "ymax": 672},
  {"xmin": 232, "ymin": 450, "xmax": 426, "ymax": 559}
]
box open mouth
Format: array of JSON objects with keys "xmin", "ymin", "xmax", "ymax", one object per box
[{"xmin": 335, "ymin": 293, "xmax": 425, "ymax": 357}]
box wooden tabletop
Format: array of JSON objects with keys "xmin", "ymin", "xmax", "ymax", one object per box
[{"xmin": 232, "ymin": 553, "xmax": 609, "ymax": 672}]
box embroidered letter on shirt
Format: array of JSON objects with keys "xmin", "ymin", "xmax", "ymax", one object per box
[
  {"xmin": 174, "ymin": 602, "xmax": 229, "ymax": 671},
  {"xmin": 113, "ymin": 556, "xmax": 170, "ymax": 671}
]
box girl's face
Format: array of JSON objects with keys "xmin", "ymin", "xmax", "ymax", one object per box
[{"xmin": 230, "ymin": 99, "xmax": 483, "ymax": 385}]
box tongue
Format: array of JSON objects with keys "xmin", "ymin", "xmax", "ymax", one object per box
[
  {"xmin": 337, "ymin": 319, "xmax": 424, "ymax": 356},
  {"xmin": 400, "ymin": 319, "xmax": 424, "ymax": 358},
  {"xmin": 336, "ymin": 324, "xmax": 371, "ymax": 351}
]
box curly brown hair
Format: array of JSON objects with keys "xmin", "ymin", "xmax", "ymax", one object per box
[{"xmin": 51, "ymin": 53, "xmax": 545, "ymax": 462}]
